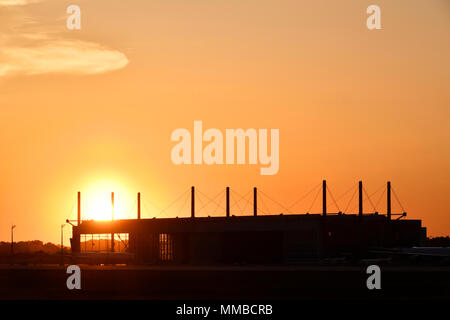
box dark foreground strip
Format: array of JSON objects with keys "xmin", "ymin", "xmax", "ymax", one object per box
[{"xmin": 0, "ymin": 300, "xmax": 448, "ymax": 319}]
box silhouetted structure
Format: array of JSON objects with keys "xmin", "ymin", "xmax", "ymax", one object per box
[{"xmin": 70, "ymin": 181, "xmax": 426, "ymax": 264}]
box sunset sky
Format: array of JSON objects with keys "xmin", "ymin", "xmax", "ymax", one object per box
[{"xmin": 0, "ymin": 0, "xmax": 449, "ymax": 245}]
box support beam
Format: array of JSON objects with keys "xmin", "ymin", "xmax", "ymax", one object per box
[
  {"xmin": 253, "ymin": 187, "xmax": 257, "ymax": 216},
  {"xmin": 387, "ymin": 181, "xmax": 391, "ymax": 220},
  {"xmin": 359, "ymin": 181, "xmax": 363, "ymax": 216},
  {"xmin": 111, "ymin": 192, "xmax": 115, "ymax": 252},
  {"xmin": 191, "ymin": 186, "xmax": 195, "ymax": 218},
  {"xmin": 137, "ymin": 192, "xmax": 141, "ymax": 219},
  {"xmin": 226, "ymin": 187, "xmax": 230, "ymax": 217},
  {"xmin": 77, "ymin": 191, "xmax": 81, "ymax": 225},
  {"xmin": 111, "ymin": 192, "xmax": 115, "ymax": 220},
  {"xmin": 10, "ymin": 225, "xmax": 15, "ymax": 256},
  {"xmin": 322, "ymin": 180, "xmax": 327, "ymax": 216}
]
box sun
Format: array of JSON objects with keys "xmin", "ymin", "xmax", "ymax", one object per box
[{"xmin": 83, "ymin": 179, "xmax": 134, "ymax": 221}]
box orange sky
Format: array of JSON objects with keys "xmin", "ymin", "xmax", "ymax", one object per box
[{"xmin": 0, "ymin": 0, "xmax": 449, "ymax": 244}]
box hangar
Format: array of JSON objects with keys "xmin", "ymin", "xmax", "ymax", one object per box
[{"xmin": 69, "ymin": 181, "xmax": 426, "ymax": 264}]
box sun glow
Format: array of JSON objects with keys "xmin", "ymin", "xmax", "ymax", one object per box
[{"xmin": 83, "ymin": 179, "xmax": 135, "ymax": 221}]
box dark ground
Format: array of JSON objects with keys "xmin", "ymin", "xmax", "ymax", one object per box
[{"xmin": 0, "ymin": 264, "xmax": 449, "ymax": 300}]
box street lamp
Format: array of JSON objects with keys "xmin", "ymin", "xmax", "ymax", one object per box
[
  {"xmin": 60, "ymin": 224, "xmax": 66, "ymax": 266},
  {"xmin": 11, "ymin": 225, "xmax": 16, "ymax": 256}
]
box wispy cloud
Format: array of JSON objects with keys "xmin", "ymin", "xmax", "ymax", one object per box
[
  {"xmin": 0, "ymin": 0, "xmax": 43, "ymax": 7},
  {"xmin": 0, "ymin": 38, "xmax": 129, "ymax": 76},
  {"xmin": 0, "ymin": 0, "xmax": 129, "ymax": 77}
]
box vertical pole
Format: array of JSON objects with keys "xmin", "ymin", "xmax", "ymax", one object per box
[
  {"xmin": 253, "ymin": 187, "xmax": 257, "ymax": 216},
  {"xmin": 111, "ymin": 192, "xmax": 114, "ymax": 220},
  {"xmin": 322, "ymin": 180, "xmax": 327, "ymax": 216},
  {"xmin": 359, "ymin": 181, "xmax": 363, "ymax": 216},
  {"xmin": 77, "ymin": 191, "xmax": 81, "ymax": 225},
  {"xmin": 111, "ymin": 192, "xmax": 115, "ymax": 252},
  {"xmin": 60, "ymin": 225, "xmax": 64, "ymax": 266},
  {"xmin": 191, "ymin": 186, "xmax": 195, "ymax": 218},
  {"xmin": 10, "ymin": 226, "xmax": 14, "ymax": 256},
  {"xmin": 387, "ymin": 181, "xmax": 391, "ymax": 220},
  {"xmin": 226, "ymin": 187, "xmax": 230, "ymax": 217},
  {"xmin": 137, "ymin": 192, "xmax": 141, "ymax": 219}
]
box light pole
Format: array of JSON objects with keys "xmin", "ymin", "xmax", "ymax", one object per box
[
  {"xmin": 11, "ymin": 225, "xmax": 16, "ymax": 256},
  {"xmin": 60, "ymin": 224, "xmax": 65, "ymax": 266}
]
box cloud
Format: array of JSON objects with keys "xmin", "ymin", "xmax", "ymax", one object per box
[
  {"xmin": 0, "ymin": 1, "xmax": 130, "ymax": 77},
  {"xmin": 0, "ymin": 0, "xmax": 43, "ymax": 7},
  {"xmin": 0, "ymin": 38, "xmax": 129, "ymax": 76}
]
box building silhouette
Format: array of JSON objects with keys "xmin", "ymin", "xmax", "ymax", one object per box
[{"xmin": 69, "ymin": 181, "xmax": 426, "ymax": 264}]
